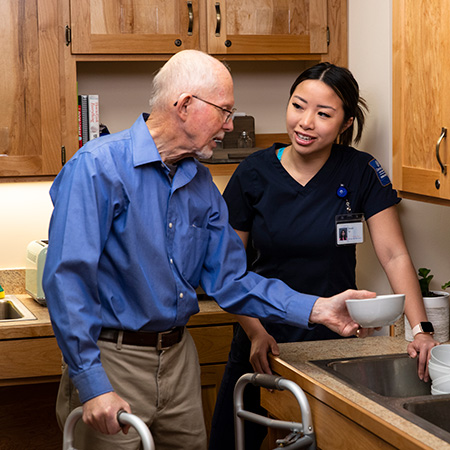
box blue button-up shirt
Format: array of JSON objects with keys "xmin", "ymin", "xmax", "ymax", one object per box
[{"xmin": 43, "ymin": 114, "xmax": 317, "ymax": 403}]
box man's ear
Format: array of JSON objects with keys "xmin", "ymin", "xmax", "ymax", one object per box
[{"xmin": 174, "ymin": 94, "xmax": 192, "ymax": 121}]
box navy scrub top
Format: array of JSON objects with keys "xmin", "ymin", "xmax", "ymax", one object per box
[{"xmin": 223, "ymin": 143, "xmax": 400, "ymax": 339}]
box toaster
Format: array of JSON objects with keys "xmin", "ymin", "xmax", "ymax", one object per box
[{"xmin": 25, "ymin": 240, "xmax": 48, "ymax": 305}]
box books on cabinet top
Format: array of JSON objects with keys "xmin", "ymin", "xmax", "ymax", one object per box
[{"xmin": 78, "ymin": 94, "xmax": 100, "ymax": 147}]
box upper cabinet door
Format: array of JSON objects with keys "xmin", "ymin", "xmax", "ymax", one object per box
[
  {"xmin": 70, "ymin": 0, "xmax": 200, "ymax": 54},
  {"xmin": 393, "ymin": 1, "xmax": 450, "ymax": 202},
  {"xmin": 0, "ymin": 0, "xmax": 63, "ymax": 177},
  {"xmin": 206, "ymin": 0, "xmax": 328, "ymax": 55}
]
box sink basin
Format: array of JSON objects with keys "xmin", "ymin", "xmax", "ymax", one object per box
[
  {"xmin": 312, "ymin": 353, "xmax": 431, "ymax": 397},
  {"xmin": 311, "ymin": 354, "xmax": 450, "ymax": 443},
  {"xmin": 404, "ymin": 396, "xmax": 450, "ymax": 434},
  {"xmin": 0, "ymin": 295, "xmax": 36, "ymax": 322}
]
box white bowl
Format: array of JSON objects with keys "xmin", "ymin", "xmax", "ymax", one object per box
[
  {"xmin": 432, "ymin": 373, "xmax": 450, "ymax": 393},
  {"xmin": 431, "ymin": 385, "xmax": 447, "ymax": 395},
  {"xmin": 428, "ymin": 360, "xmax": 450, "ymax": 381},
  {"xmin": 430, "ymin": 345, "xmax": 450, "ymax": 367},
  {"xmin": 345, "ymin": 294, "xmax": 405, "ymax": 328}
]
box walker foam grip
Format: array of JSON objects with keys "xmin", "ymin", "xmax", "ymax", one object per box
[{"xmin": 249, "ymin": 373, "xmax": 284, "ymax": 391}]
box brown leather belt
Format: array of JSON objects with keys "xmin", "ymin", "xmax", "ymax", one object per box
[{"xmin": 99, "ymin": 327, "xmax": 184, "ymax": 350}]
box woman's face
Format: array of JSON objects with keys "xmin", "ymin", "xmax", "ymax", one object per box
[{"xmin": 286, "ymin": 79, "xmax": 353, "ymax": 159}]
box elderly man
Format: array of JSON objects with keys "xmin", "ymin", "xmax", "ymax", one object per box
[{"xmin": 43, "ymin": 50, "xmax": 373, "ymax": 449}]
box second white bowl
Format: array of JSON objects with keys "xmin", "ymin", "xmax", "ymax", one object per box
[
  {"xmin": 430, "ymin": 345, "xmax": 450, "ymax": 367},
  {"xmin": 428, "ymin": 360, "xmax": 450, "ymax": 381}
]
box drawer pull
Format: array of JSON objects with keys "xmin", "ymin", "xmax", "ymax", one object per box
[
  {"xmin": 436, "ymin": 127, "xmax": 447, "ymax": 175},
  {"xmin": 215, "ymin": 2, "xmax": 221, "ymax": 36},
  {"xmin": 187, "ymin": 1, "xmax": 193, "ymax": 36}
]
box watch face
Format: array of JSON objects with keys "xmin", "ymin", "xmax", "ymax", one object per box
[{"xmin": 421, "ymin": 322, "xmax": 434, "ymax": 333}]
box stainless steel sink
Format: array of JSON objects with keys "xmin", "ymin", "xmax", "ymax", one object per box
[
  {"xmin": 312, "ymin": 353, "xmax": 430, "ymax": 397},
  {"xmin": 311, "ymin": 354, "xmax": 450, "ymax": 444},
  {"xmin": 0, "ymin": 295, "xmax": 36, "ymax": 322},
  {"xmin": 404, "ymin": 396, "xmax": 450, "ymax": 434}
]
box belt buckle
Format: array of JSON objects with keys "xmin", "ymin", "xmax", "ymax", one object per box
[{"xmin": 156, "ymin": 329, "xmax": 173, "ymax": 351}]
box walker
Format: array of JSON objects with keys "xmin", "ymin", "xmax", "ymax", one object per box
[
  {"xmin": 62, "ymin": 406, "xmax": 155, "ymax": 450},
  {"xmin": 234, "ymin": 373, "xmax": 316, "ymax": 449}
]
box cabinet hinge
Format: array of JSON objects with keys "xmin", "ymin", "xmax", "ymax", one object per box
[
  {"xmin": 65, "ymin": 26, "xmax": 72, "ymax": 46},
  {"xmin": 326, "ymin": 27, "xmax": 330, "ymax": 46},
  {"xmin": 61, "ymin": 146, "xmax": 66, "ymax": 166}
]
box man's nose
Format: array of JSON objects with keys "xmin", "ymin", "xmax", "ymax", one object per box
[{"xmin": 223, "ymin": 119, "xmax": 234, "ymax": 132}]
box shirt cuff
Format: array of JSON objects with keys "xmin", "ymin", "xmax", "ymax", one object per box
[
  {"xmin": 285, "ymin": 293, "xmax": 318, "ymax": 329},
  {"xmin": 72, "ymin": 366, "xmax": 114, "ymax": 404}
]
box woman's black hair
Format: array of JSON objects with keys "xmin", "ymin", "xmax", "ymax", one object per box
[{"xmin": 289, "ymin": 62, "xmax": 368, "ymax": 146}]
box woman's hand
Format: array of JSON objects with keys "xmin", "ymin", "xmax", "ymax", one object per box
[
  {"xmin": 407, "ymin": 333, "xmax": 438, "ymax": 381},
  {"xmin": 249, "ymin": 331, "xmax": 280, "ymax": 374}
]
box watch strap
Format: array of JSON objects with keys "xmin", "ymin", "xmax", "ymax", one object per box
[{"xmin": 412, "ymin": 322, "xmax": 434, "ymax": 337}]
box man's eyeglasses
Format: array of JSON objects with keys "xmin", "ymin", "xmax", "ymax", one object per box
[{"xmin": 174, "ymin": 95, "xmax": 236, "ymax": 123}]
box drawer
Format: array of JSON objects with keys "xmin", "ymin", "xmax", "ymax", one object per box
[
  {"xmin": 189, "ymin": 325, "xmax": 234, "ymax": 364},
  {"xmin": 0, "ymin": 337, "xmax": 62, "ymax": 381}
]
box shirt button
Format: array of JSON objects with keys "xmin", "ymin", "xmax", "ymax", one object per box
[
  {"xmin": 179, "ymin": 293, "xmax": 184, "ymax": 299},
  {"xmin": 170, "ymin": 258, "xmax": 173, "ymax": 264},
  {"xmin": 169, "ymin": 222, "xmax": 173, "ymax": 228}
]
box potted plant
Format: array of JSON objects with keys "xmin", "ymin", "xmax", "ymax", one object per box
[
  {"xmin": 418, "ymin": 268, "xmax": 450, "ymax": 297},
  {"xmin": 405, "ymin": 268, "xmax": 450, "ymax": 342}
]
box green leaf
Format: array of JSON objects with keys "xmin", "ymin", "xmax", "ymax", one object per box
[{"xmin": 418, "ymin": 268, "xmax": 431, "ymax": 278}]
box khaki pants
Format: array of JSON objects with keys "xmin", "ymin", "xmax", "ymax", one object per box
[{"xmin": 57, "ymin": 329, "xmax": 207, "ymax": 450}]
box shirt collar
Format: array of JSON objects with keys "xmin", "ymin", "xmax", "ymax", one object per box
[
  {"xmin": 131, "ymin": 113, "xmax": 162, "ymax": 167},
  {"xmin": 131, "ymin": 113, "xmax": 199, "ymax": 187}
]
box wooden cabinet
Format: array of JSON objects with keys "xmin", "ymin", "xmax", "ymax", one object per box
[
  {"xmin": 262, "ymin": 388, "xmax": 397, "ymax": 449},
  {"xmin": 205, "ymin": 0, "xmax": 327, "ymax": 55},
  {"xmin": 393, "ymin": 1, "xmax": 450, "ymax": 204},
  {"xmin": 68, "ymin": 0, "xmax": 334, "ymax": 58},
  {"xmin": 187, "ymin": 312, "xmax": 236, "ymax": 444},
  {"xmin": 0, "ymin": 335, "xmax": 62, "ymax": 449},
  {"xmin": 70, "ymin": 0, "xmax": 200, "ymax": 54},
  {"xmin": 0, "ymin": 0, "xmax": 67, "ymax": 177},
  {"xmin": 2, "ymin": 1, "xmax": 347, "ymax": 178},
  {"xmin": 0, "ymin": 337, "xmax": 61, "ymax": 384}
]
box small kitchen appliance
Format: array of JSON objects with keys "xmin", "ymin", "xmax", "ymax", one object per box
[{"xmin": 25, "ymin": 239, "xmax": 48, "ymax": 305}]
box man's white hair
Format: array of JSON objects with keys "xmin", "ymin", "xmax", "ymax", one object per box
[{"xmin": 149, "ymin": 50, "xmax": 228, "ymax": 112}]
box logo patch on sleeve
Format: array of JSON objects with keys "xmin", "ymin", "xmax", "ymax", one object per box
[{"xmin": 368, "ymin": 159, "xmax": 391, "ymax": 186}]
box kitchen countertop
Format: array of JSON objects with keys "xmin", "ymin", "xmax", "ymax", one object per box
[
  {"xmin": 0, "ymin": 295, "xmax": 234, "ymax": 340},
  {"xmin": 270, "ymin": 337, "xmax": 450, "ymax": 449}
]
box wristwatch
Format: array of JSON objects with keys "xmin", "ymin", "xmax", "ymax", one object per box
[{"xmin": 412, "ymin": 321, "xmax": 434, "ymax": 337}]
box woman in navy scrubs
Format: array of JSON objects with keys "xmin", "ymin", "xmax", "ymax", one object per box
[{"xmin": 209, "ymin": 63, "xmax": 437, "ymax": 450}]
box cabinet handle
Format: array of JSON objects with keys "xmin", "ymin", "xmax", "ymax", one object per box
[
  {"xmin": 436, "ymin": 127, "xmax": 447, "ymax": 175},
  {"xmin": 215, "ymin": 2, "xmax": 221, "ymax": 36},
  {"xmin": 187, "ymin": 1, "xmax": 193, "ymax": 36}
]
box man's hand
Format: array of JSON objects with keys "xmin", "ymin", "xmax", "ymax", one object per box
[
  {"xmin": 82, "ymin": 392, "xmax": 132, "ymax": 435},
  {"xmin": 309, "ymin": 289, "xmax": 376, "ymax": 337}
]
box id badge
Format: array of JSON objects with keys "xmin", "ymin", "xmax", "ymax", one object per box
[{"xmin": 336, "ymin": 213, "xmax": 365, "ymax": 246}]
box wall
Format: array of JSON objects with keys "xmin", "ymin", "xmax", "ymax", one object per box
[
  {"xmin": 0, "ymin": 182, "xmax": 53, "ymax": 268},
  {"xmin": 1, "ymin": 1, "xmax": 450, "ymax": 296},
  {"xmin": 348, "ymin": 0, "xmax": 450, "ymax": 293}
]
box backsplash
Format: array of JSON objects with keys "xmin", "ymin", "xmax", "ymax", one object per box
[{"xmin": 0, "ymin": 269, "xmax": 26, "ymax": 294}]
